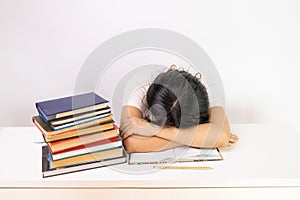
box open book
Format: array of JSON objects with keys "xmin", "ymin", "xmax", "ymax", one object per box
[{"xmin": 128, "ymin": 146, "xmax": 223, "ymax": 165}]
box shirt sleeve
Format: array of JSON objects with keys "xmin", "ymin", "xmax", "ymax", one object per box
[{"xmin": 122, "ymin": 85, "xmax": 148, "ymax": 111}]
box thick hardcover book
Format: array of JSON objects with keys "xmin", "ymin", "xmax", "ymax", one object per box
[
  {"xmin": 42, "ymin": 146, "xmax": 127, "ymax": 178},
  {"xmin": 33, "ymin": 121, "xmax": 115, "ymax": 143},
  {"xmin": 32, "ymin": 115, "xmax": 114, "ymax": 139},
  {"xmin": 51, "ymin": 139, "xmax": 123, "ymax": 161},
  {"xmin": 50, "ymin": 146, "xmax": 124, "ymax": 169},
  {"xmin": 36, "ymin": 92, "xmax": 109, "ymax": 121},
  {"xmin": 48, "ymin": 128, "xmax": 119, "ymax": 153}
]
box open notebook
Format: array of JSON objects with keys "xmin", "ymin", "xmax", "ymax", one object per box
[{"xmin": 128, "ymin": 146, "xmax": 223, "ymax": 164}]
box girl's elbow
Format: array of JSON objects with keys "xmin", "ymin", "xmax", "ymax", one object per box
[
  {"xmin": 123, "ymin": 136, "xmax": 142, "ymax": 153},
  {"xmin": 123, "ymin": 138, "xmax": 135, "ymax": 152}
]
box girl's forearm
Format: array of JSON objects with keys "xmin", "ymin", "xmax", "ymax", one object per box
[
  {"xmin": 121, "ymin": 106, "xmax": 231, "ymax": 148},
  {"xmin": 155, "ymin": 120, "xmax": 230, "ymax": 148},
  {"xmin": 125, "ymin": 115, "xmax": 230, "ymax": 148},
  {"xmin": 155, "ymin": 106, "xmax": 231, "ymax": 148},
  {"xmin": 123, "ymin": 135, "xmax": 184, "ymax": 153}
]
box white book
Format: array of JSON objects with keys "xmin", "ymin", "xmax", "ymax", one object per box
[
  {"xmin": 52, "ymin": 141, "xmax": 123, "ymax": 161},
  {"xmin": 128, "ymin": 146, "xmax": 223, "ymax": 164},
  {"xmin": 51, "ymin": 113, "xmax": 111, "ymax": 130},
  {"xmin": 50, "ymin": 108, "xmax": 111, "ymax": 126}
]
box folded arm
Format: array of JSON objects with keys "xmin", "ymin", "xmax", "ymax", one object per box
[
  {"xmin": 120, "ymin": 106, "xmax": 238, "ymax": 152},
  {"xmin": 122, "ymin": 134, "xmax": 184, "ymax": 153}
]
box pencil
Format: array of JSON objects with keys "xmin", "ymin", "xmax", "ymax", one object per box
[{"xmin": 154, "ymin": 166, "xmax": 213, "ymax": 170}]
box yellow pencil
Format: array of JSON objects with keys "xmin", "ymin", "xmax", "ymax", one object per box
[{"xmin": 154, "ymin": 166, "xmax": 213, "ymax": 170}]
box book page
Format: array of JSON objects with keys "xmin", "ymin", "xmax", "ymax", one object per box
[
  {"xmin": 129, "ymin": 149, "xmax": 176, "ymax": 164},
  {"xmin": 128, "ymin": 147, "xmax": 222, "ymax": 165},
  {"xmin": 174, "ymin": 147, "xmax": 222, "ymax": 160}
]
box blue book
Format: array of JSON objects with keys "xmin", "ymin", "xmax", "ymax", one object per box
[{"xmin": 36, "ymin": 92, "xmax": 109, "ymax": 121}]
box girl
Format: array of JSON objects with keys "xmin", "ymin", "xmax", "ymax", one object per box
[{"xmin": 120, "ymin": 66, "xmax": 238, "ymax": 152}]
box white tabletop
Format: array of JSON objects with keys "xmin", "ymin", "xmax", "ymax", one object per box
[{"xmin": 0, "ymin": 123, "xmax": 300, "ymax": 188}]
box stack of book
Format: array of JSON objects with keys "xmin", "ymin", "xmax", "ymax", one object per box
[{"xmin": 32, "ymin": 92, "xmax": 126, "ymax": 178}]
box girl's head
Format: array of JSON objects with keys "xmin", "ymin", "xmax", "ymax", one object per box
[{"xmin": 145, "ymin": 67, "xmax": 209, "ymax": 128}]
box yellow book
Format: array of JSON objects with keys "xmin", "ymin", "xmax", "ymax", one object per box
[
  {"xmin": 33, "ymin": 116, "xmax": 114, "ymax": 142},
  {"xmin": 50, "ymin": 147, "xmax": 124, "ymax": 168}
]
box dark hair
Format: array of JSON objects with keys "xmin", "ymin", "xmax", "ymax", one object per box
[{"xmin": 145, "ymin": 68, "xmax": 210, "ymax": 128}]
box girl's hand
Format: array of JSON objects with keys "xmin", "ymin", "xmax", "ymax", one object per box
[
  {"xmin": 120, "ymin": 117, "xmax": 162, "ymax": 139},
  {"xmin": 228, "ymin": 133, "xmax": 239, "ymax": 146},
  {"xmin": 217, "ymin": 132, "xmax": 239, "ymax": 147}
]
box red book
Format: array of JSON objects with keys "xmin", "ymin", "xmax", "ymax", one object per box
[
  {"xmin": 48, "ymin": 126, "xmax": 119, "ymax": 154},
  {"xmin": 50, "ymin": 137, "xmax": 122, "ymax": 161}
]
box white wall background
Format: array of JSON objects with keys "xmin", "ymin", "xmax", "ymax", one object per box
[{"xmin": 0, "ymin": 0, "xmax": 299, "ymax": 131}]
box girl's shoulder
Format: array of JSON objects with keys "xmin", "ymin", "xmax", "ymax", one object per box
[{"xmin": 122, "ymin": 84, "xmax": 149, "ymax": 113}]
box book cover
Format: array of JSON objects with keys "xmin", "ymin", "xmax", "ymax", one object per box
[
  {"xmin": 36, "ymin": 92, "xmax": 109, "ymax": 121},
  {"xmin": 42, "ymin": 146, "xmax": 127, "ymax": 178}
]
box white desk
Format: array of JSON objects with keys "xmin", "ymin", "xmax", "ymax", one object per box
[{"xmin": 1, "ymin": 124, "xmax": 300, "ymax": 199}]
